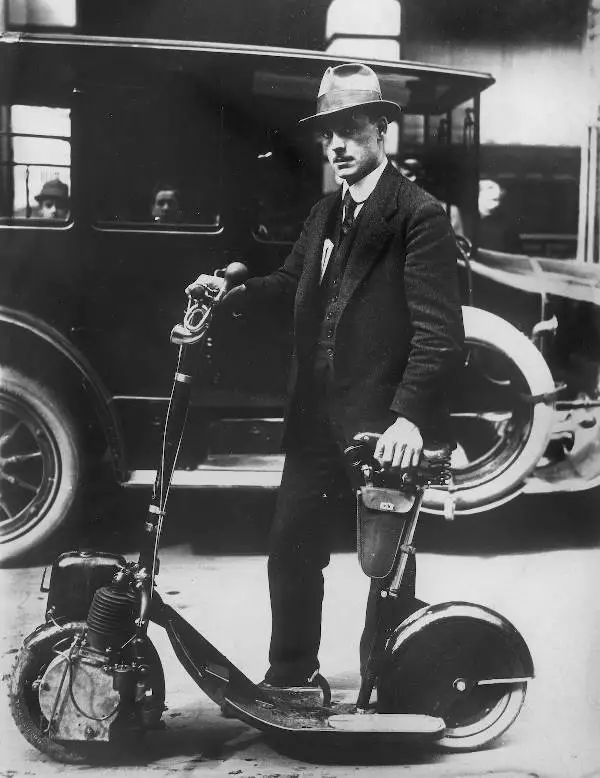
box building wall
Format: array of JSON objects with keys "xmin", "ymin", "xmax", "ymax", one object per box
[
  {"xmin": 400, "ymin": 0, "xmax": 588, "ymax": 251},
  {"xmin": 403, "ymin": 39, "xmax": 587, "ymax": 148},
  {"xmin": 82, "ymin": 0, "xmax": 326, "ymax": 49}
]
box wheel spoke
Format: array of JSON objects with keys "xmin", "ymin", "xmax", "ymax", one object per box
[
  {"xmin": 450, "ymin": 411, "xmax": 512, "ymax": 423},
  {"xmin": 0, "ymin": 495, "xmax": 14, "ymax": 519},
  {"xmin": 0, "ymin": 471, "xmax": 38, "ymax": 493},
  {"xmin": 3, "ymin": 451, "xmax": 43, "ymax": 465},
  {"xmin": 0, "ymin": 420, "xmax": 23, "ymax": 451}
]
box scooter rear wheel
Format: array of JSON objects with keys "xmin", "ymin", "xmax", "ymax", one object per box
[
  {"xmin": 377, "ymin": 612, "xmax": 528, "ymax": 751},
  {"xmin": 9, "ymin": 621, "xmax": 165, "ymax": 763}
]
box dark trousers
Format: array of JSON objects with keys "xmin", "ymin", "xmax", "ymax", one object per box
[{"xmin": 265, "ymin": 413, "xmax": 416, "ymax": 684}]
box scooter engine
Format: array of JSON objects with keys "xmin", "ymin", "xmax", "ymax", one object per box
[
  {"xmin": 86, "ymin": 584, "xmax": 138, "ymax": 653},
  {"xmin": 38, "ymin": 642, "xmax": 122, "ymax": 742},
  {"xmin": 37, "ymin": 585, "xmax": 152, "ymax": 743}
]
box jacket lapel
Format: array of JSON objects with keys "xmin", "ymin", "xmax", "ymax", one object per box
[{"xmin": 338, "ymin": 164, "xmax": 400, "ymax": 312}]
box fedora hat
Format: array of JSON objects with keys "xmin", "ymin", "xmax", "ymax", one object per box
[
  {"xmin": 299, "ymin": 63, "xmax": 401, "ymax": 126},
  {"xmin": 35, "ymin": 179, "xmax": 69, "ymax": 203}
]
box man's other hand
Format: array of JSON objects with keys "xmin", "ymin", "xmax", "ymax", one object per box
[{"xmin": 375, "ymin": 417, "xmax": 423, "ymax": 470}]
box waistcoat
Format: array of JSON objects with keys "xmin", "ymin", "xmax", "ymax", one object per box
[{"xmin": 312, "ymin": 199, "xmax": 361, "ymax": 388}]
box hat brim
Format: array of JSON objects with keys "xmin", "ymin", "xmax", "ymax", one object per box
[
  {"xmin": 34, "ymin": 194, "xmax": 69, "ymax": 204},
  {"xmin": 299, "ymin": 100, "xmax": 402, "ymax": 127}
]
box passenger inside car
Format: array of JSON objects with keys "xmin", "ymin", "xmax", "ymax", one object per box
[
  {"xmin": 478, "ymin": 178, "xmax": 523, "ymax": 253},
  {"xmin": 150, "ymin": 183, "xmax": 184, "ymax": 224},
  {"xmin": 35, "ymin": 179, "xmax": 70, "ymax": 221}
]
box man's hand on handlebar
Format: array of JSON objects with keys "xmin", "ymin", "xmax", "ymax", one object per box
[
  {"xmin": 185, "ymin": 273, "xmax": 246, "ymax": 312},
  {"xmin": 375, "ymin": 416, "xmax": 423, "ymax": 471},
  {"xmin": 185, "ymin": 274, "xmax": 226, "ymax": 300}
]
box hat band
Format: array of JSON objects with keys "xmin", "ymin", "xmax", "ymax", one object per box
[{"xmin": 316, "ymin": 89, "xmax": 383, "ymax": 115}]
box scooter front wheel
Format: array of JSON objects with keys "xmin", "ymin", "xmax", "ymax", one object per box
[
  {"xmin": 377, "ymin": 604, "xmax": 531, "ymax": 752},
  {"xmin": 9, "ymin": 621, "xmax": 165, "ymax": 763}
]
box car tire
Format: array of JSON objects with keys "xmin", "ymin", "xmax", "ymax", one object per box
[
  {"xmin": 422, "ymin": 306, "xmax": 556, "ymax": 514},
  {"xmin": 0, "ymin": 366, "xmax": 81, "ymax": 565}
]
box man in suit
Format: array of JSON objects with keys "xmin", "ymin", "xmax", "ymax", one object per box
[{"xmin": 187, "ymin": 63, "xmax": 464, "ymax": 691}]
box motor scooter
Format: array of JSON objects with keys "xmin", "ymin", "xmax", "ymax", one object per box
[{"xmin": 9, "ymin": 263, "xmax": 534, "ymax": 763}]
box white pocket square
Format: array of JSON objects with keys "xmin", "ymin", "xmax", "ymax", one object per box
[{"xmin": 320, "ymin": 239, "xmax": 334, "ymax": 283}]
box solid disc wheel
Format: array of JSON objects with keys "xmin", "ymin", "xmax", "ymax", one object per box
[
  {"xmin": 435, "ymin": 681, "xmax": 526, "ymax": 751},
  {"xmin": 9, "ymin": 622, "xmax": 165, "ymax": 764},
  {"xmin": 0, "ymin": 367, "xmax": 81, "ymax": 565},
  {"xmin": 377, "ymin": 616, "xmax": 528, "ymax": 751}
]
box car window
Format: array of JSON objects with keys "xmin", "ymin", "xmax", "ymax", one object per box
[
  {"xmin": 250, "ymin": 125, "xmax": 322, "ymax": 245},
  {"xmin": 0, "ymin": 104, "xmax": 72, "ymax": 226},
  {"xmin": 89, "ymin": 80, "xmax": 222, "ymax": 231}
]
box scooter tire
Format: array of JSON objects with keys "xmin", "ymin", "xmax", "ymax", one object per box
[
  {"xmin": 377, "ymin": 605, "xmax": 530, "ymax": 752},
  {"xmin": 9, "ymin": 621, "xmax": 165, "ymax": 763}
]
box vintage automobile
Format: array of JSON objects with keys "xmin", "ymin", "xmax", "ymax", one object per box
[{"xmin": 0, "ymin": 31, "xmax": 597, "ymax": 565}]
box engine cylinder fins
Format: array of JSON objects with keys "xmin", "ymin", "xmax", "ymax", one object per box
[{"xmin": 86, "ymin": 586, "xmax": 138, "ymax": 652}]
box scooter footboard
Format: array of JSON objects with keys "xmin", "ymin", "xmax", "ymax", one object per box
[{"xmin": 377, "ymin": 601, "xmax": 533, "ymax": 751}]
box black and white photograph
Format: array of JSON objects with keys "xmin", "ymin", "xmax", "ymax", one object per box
[{"xmin": 0, "ymin": 1, "xmax": 599, "ymax": 776}]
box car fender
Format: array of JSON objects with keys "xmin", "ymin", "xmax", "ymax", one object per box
[{"xmin": 0, "ymin": 306, "xmax": 126, "ymax": 481}]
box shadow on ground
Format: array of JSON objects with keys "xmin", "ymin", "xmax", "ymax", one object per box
[{"xmin": 20, "ymin": 482, "xmax": 599, "ymax": 570}]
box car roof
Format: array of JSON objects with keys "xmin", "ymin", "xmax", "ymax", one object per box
[{"xmin": 1, "ymin": 31, "xmax": 495, "ymax": 114}]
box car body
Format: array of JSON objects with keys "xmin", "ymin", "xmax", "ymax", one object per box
[{"xmin": 2, "ymin": 31, "xmax": 596, "ymax": 563}]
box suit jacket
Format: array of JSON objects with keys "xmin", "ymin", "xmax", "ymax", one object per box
[{"xmin": 245, "ymin": 163, "xmax": 465, "ymax": 448}]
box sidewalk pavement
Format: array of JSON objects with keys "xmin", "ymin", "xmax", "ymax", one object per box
[{"xmin": 2, "ymin": 545, "xmax": 600, "ymax": 777}]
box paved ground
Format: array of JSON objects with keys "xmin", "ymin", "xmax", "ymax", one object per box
[{"xmin": 1, "ymin": 489, "xmax": 600, "ymax": 777}]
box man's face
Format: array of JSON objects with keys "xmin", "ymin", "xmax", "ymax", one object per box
[
  {"xmin": 152, "ymin": 189, "xmax": 182, "ymax": 223},
  {"xmin": 39, "ymin": 197, "xmax": 68, "ymax": 220},
  {"xmin": 317, "ymin": 114, "xmax": 384, "ymax": 185}
]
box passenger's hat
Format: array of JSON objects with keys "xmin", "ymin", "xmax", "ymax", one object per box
[
  {"xmin": 299, "ymin": 63, "xmax": 401, "ymax": 126},
  {"xmin": 35, "ymin": 179, "xmax": 69, "ymax": 203}
]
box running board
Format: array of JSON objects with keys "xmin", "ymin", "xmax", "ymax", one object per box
[{"xmin": 124, "ymin": 454, "xmax": 284, "ymax": 489}]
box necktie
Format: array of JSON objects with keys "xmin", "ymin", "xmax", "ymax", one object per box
[{"xmin": 341, "ymin": 191, "xmax": 358, "ymax": 236}]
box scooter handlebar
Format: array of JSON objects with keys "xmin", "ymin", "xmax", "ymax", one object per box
[
  {"xmin": 344, "ymin": 432, "xmax": 453, "ymax": 489},
  {"xmin": 171, "ymin": 262, "xmax": 248, "ymax": 345}
]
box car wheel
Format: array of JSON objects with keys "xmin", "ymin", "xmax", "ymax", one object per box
[
  {"xmin": 0, "ymin": 366, "xmax": 81, "ymax": 565},
  {"xmin": 422, "ymin": 306, "xmax": 556, "ymax": 514}
]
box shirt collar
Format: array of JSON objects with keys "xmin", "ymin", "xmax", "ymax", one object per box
[{"xmin": 342, "ymin": 158, "xmax": 388, "ymax": 204}]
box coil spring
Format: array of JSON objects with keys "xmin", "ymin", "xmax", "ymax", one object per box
[{"xmin": 86, "ymin": 585, "xmax": 138, "ymax": 652}]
